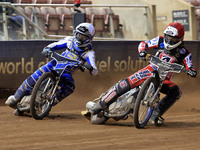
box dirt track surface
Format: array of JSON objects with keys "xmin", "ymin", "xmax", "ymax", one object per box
[{"xmin": 0, "ymin": 72, "xmax": 200, "ymax": 150}]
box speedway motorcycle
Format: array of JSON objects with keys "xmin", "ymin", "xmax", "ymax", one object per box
[
  {"xmin": 82, "ymin": 54, "xmax": 186, "ymax": 128},
  {"xmin": 14, "ymin": 51, "xmax": 90, "ymax": 120}
]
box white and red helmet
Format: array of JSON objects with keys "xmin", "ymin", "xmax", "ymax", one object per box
[{"xmin": 164, "ymin": 22, "xmax": 184, "ymax": 50}]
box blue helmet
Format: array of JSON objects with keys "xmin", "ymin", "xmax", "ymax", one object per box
[{"xmin": 74, "ymin": 23, "xmax": 95, "ymax": 47}]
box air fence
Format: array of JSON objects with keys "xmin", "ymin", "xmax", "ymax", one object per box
[{"xmin": 0, "ymin": 40, "xmax": 199, "ymax": 91}]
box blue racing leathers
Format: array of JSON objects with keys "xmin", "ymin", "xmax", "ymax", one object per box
[{"xmin": 14, "ymin": 36, "xmax": 98, "ymax": 106}]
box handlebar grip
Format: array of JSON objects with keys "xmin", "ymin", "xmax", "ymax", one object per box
[
  {"xmin": 41, "ymin": 48, "xmax": 53, "ymax": 58},
  {"xmin": 146, "ymin": 54, "xmax": 151, "ymax": 60},
  {"xmin": 82, "ymin": 63, "xmax": 93, "ymax": 71}
]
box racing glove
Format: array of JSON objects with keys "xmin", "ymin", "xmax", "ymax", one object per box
[
  {"xmin": 139, "ymin": 50, "xmax": 147, "ymax": 60},
  {"xmin": 187, "ymin": 67, "xmax": 197, "ymax": 77},
  {"xmin": 41, "ymin": 47, "xmax": 52, "ymax": 57},
  {"xmin": 84, "ymin": 63, "xmax": 93, "ymax": 72}
]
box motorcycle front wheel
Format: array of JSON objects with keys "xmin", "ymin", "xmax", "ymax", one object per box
[
  {"xmin": 30, "ymin": 72, "xmax": 56, "ymax": 120},
  {"xmin": 134, "ymin": 77, "xmax": 159, "ymax": 128}
]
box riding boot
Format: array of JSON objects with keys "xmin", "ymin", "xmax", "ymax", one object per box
[
  {"xmin": 5, "ymin": 95, "xmax": 18, "ymax": 109},
  {"xmin": 150, "ymin": 84, "xmax": 181, "ymax": 125},
  {"xmin": 90, "ymin": 79, "xmax": 131, "ymax": 115},
  {"xmin": 5, "ymin": 69, "xmax": 42, "ymax": 109},
  {"xmin": 150, "ymin": 95, "xmax": 178, "ymax": 125},
  {"xmin": 5, "ymin": 63, "xmax": 54, "ymax": 109}
]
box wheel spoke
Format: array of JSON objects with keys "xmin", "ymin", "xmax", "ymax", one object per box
[
  {"xmin": 30, "ymin": 72, "xmax": 56, "ymax": 120},
  {"xmin": 134, "ymin": 77, "xmax": 159, "ymax": 128}
]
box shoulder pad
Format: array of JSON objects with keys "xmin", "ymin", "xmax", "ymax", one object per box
[{"xmin": 180, "ymin": 48, "xmax": 187, "ymax": 55}]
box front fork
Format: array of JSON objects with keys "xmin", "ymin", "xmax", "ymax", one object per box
[
  {"xmin": 43, "ymin": 77, "xmax": 60, "ymax": 106},
  {"xmin": 148, "ymin": 86, "xmax": 161, "ymax": 108},
  {"xmin": 145, "ymin": 70, "xmax": 166, "ymax": 108},
  {"xmin": 143, "ymin": 79, "xmax": 163, "ymax": 108}
]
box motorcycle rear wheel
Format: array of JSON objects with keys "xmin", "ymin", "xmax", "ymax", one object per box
[
  {"xmin": 134, "ymin": 77, "xmax": 159, "ymax": 128},
  {"xmin": 30, "ymin": 72, "xmax": 56, "ymax": 120}
]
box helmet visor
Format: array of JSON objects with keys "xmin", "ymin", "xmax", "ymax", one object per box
[
  {"xmin": 76, "ymin": 32, "xmax": 88, "ymax": 43},
  {"xmin": 164, "ymin": 34, "xmax": 180, "ymax": 45}
]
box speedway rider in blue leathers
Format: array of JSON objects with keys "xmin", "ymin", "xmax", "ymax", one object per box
[{"xmin": 5, "ymin": 23, "xmax": 98, "ymax": 109}]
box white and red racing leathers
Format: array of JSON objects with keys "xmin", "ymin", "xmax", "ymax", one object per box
[
  {"xmin": 128, "ymin": 36, "xmax": 196, "ymax": 89},
  {"xmin": 98, "ymin": 36, "xmax": 197, "ymax": 115}
]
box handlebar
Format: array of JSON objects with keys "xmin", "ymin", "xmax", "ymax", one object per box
[
  {"xmin": 145, "ymin": 54, "xmax": 186, "ymax": 73},
  {"xmin": 50, "ymin": 52, "xmax": 93, "ymax": 71}
]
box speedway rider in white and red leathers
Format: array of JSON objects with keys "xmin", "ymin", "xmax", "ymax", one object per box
[
  {"xmin": 5, "ymin": 23, "xmax": 98, "ymax": 109},
  {"xmin": 90, "ymin": 22, "xmax": 197, "ymax": 125}
]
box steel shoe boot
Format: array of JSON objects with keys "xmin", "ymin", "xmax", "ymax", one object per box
[
  {"xmin": 5, "ymin": 95, "xmax": 18, "ymax": 109},
  {"xmin": 89, "ymin": 102, "xmax": 103, "ymax": 115}
]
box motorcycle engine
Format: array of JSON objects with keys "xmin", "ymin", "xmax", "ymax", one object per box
[
  {"xmin": 108, "ymin": 94, "xmax": 135, "ymax": 115},
  {"xmin": 19, "ymin": 95, "xmax": 31, "ymax": 107}
]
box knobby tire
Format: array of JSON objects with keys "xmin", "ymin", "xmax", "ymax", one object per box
[
  {"xmin": 134, "ymin": 77, "xmax": 159, "ymax": 128},
  {"xmin": 30, "ymin": 72, "xmax": 56, "ymax": 120}
]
